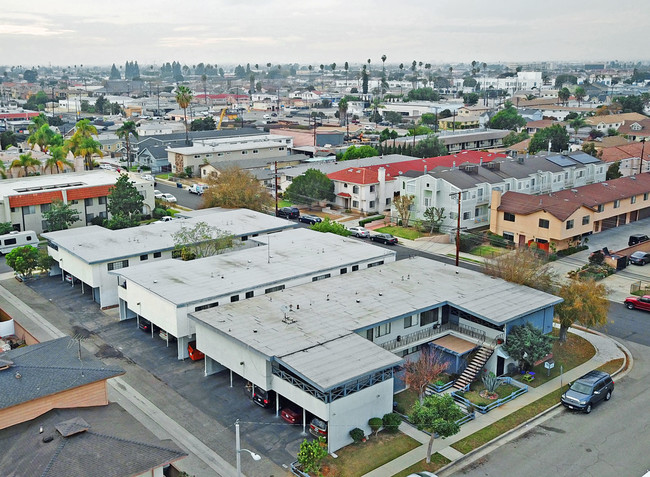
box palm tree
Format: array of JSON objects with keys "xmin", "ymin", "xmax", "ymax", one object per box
[
  {"xmin": 0, "ymin": 161, "xmax": 7, "ymax": 179},
  {"xmin": 78, "ymin": 136, "xmax": 103, "ymax": 170},
  {"xmin": 558, "ymin": 87, "xmax": 571, "ymax": 106},
  {"xmin": 44, "ymin": 145, "xmax": 74, "ymax": 173},
  {"xmin": 574, "ymin": 86, "xmax": 586, "ymax": 106},
  {"xmin": 68, "ymin": 119, "xmax": 100, "ymax": 170},
  {"xmin": 11, "ymin": 152, "xmax": 41, "ymax": 177},
  {"xmin": 116, "ymin": 121, "xmax": 139, "ymax": 171},
  {"xmin": 344, "ymin": 61, "xmax": 349, "ymax": 86},
  {"xmin": 381, "ymin": 54, "xmax": 387, "ymax": 73},
  {"xmin": 338, "ymin": 97, "xmax": 348, "ymax": 127},
  {"xmin": 175, "ymin": 85, "xmax": 193, "ymax": 145},
  {"xmin": 27, "ymin": 113, "xmax": 48, "ymax": 136},
  {"xmin": 202, "ymin": 74, "xmax": 208, "ymax": 104},
  {"xmin": 28, "ymin": 123, "xmax": 56, "ymax": 153}
]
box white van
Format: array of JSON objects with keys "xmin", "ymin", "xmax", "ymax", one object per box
[{"xmin": 0, "ymin": 230, "xmax": 39, "ymax": 255}]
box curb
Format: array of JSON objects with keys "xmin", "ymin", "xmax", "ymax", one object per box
[{"xmin": 436, "ymin": 329, "xmax": 632, "ymax": 477}]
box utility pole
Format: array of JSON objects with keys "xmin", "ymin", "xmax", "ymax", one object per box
[
  {"xmin": 450, "ymin": 191, "xmax": 461, "ymax": 266},
  {"xmin": 640, "ymin": 138, "xmax": 646, "ymax": 175},
  {"xmin": 274, "ymin": 160, "xmax": 279, "ymax": 216}
]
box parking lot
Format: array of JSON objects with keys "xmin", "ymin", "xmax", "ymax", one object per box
[{"xmin": 25, "ymin": 275, "xmax": 312, "ymax": 468}]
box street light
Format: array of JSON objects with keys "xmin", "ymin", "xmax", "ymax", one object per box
[{"xmin": 236, "ymin": 419, "xmax": 261, "ymax": 477}]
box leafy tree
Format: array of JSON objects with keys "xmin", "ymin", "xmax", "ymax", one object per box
[
  {"xmin": 1, "ymin": 130, "xmax": 17, "ymax": 150},
  {"xmin": 11, "ymin": 152, "xmax": 41, "ymax": 177},
  {"xmin": 463, "ymin": 77, "xmax": 477, "ymax": 88},
  {"xmin": 368, "ymin": 417, "xmax": 382, "ymax": 436},
  {"xmin": 529, "ymin": 124, "xmax": 570, "ymax": 154},
  {"xmin": 581, "ymin": 142, "xmax": 599, "ymax": 158},
  {"xmin": 172, "ymin": 221, "xmax": 235, "ymax": 260},
  {"xmin": 410, "ymin": 394, "xmax": 464, "ymax": 464},
  {"xmin": 613, "ymin": 95, "xmax": 645, "ymax": 114},
  {"xmin": 23, "ymin": 69, "xmax": 38, "ymax": 83},
  {"xmin": 310, "ymin": 218, "xmax": 351, "ymax": 237},
  {"xmin": 556, "ymin": 279, "xmax": 609, "ymax": 343},
  {"xmin": 0, "ymin": 222, "xmax": 13, "ymax": 234},
  {"xmin": 404, "ymin": 349, "xmax": 449, "ymax": 405},
  {"xmin": 384, "ymin": 110, "xmax": 403, "ymax": 126},
  {"xmin": 382, "ymin": 413, "xmax": 401, "ymax": 433},
  {"xmin": 77, "ymin": 136, "xmax": 103, "ymax": 171},
  {"xmin": 557, "ymin": 87, "xmax": 571, "ymax": 106},
  {"xmin": 191, "ymin": 117, "xmax": 216, "ymax": 131},
  {"xmin": 6, "ymin": 245, "xmax": 42, "ymax": 277},
  {"xmin": 606, "ymin": 161, "xmax": 623, "ymax": 180},
  {"xmin": 109, "ymin": 64, "xmax": 121, "ymax": 80},
  {"xmin": 423, "ymin": 206, "xmax": 446, "ymax": 233},
  {"xmin": 341, "ymin": 145, "xmax": 379, "ymax": 161},
  {"xmin": 175, "ymin": 85, "xmax": 193, "ymax": 145},
  {"xmin": 555, "ymin": 74, "xmax": 577, "ymax": 88},
  {"xmin": 116, "ymin": 121, "xmax": 139, "ymax": 171},
  {"xmin": 502, "ymin": 322, "xmax": 553, "ymax": 370},
  {"xmin": 570, "ymin": 118, "xmax": 586, "ymax": 135},
  {"xmin": 284, "ymin": 169, "xmax": 334, "ymax": 204},
  {"xmin": 202, "ymin": 166, "xmax": 272, "ymax": 212},
  {"xmin": 482, "ymin": 247, "xmax": 556, "ymax": 293},
  {"xmin": 106, "ymin": 174, "xmax": 144, "ymax": 229},
  {"xmin": 407, "ymin": 87, "xmax": 440, "ymax": 101},
  {"xmin": 393, "ymin": 194, "xmax": 415, "ymax": 226},
  {"xmin": 488, "ymin": 103, "xmax": 526, "ymax": 131},
  {"xmin": 407, "ymin": 125, "xmax": 433, "ymax": 137},
  {"xmin": 296, "ymin": 437, "xmax": 327, "ymax": 475},
  {"xmin": 24, "ymin": 91, "xmax": 49, "ymax": 111},
  {"xmin": 502, "ymin": 130, "xmax": 529, "ymax": 147},
  {"xmin": 462, "ymin": 93, "xmax": 479, "ymax": 106},
  {"xmin": 413, "ymin": 135, "xmax": 447, "ymax": 158},
  {"xmin": 573, "ymin": 86, "xmax": 586, "ymax": 106},
  {"xmin": 43, "ymin": 199, "xmax": 80, "ymax": 231}
]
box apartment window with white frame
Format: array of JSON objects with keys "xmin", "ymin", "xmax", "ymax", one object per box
[
  {"xmin": 404, "ymin": 315, "xmax": 418, "ymax": 329},
  {"xmin": 24, "ymin": 205, "xmax": 36, "ymax": 215},
  {"xmin": 375, "ymin": 322, "xmax": 391, "ymax": 337}
]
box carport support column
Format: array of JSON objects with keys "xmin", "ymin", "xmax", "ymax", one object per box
[
  {"xmin": 204, "ymin": 356, "xmax": 225, "ymax": 376},
  {"xmin": 302, "ymin": 408, "xmax": 306, "ymax": 435},
  {"xmin": 177, "ymin": 336, "xmax": 190, "ymax": 360},
  {"xmin": 275, "ymin": 395, "xmax": 279, "ymax": 417}
]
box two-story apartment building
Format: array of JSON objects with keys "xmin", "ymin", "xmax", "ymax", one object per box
[
  {"xmin": 390, "ymin": 129, "xmax": 511, "ymax": 153},
  {"xmin": 490, "ymin": 173, "xmax": 650, "ymax": 250},
  {"xmin": 393, "ymin": 152, "xmax": 606, "ymax": 231},
  {"xmin": 189, "ymin": 257, "xmax": 561, "ymax": 454}
]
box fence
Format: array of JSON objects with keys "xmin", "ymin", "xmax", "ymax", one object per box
[
  {"xmin": 630, "ymin": 280, "xmax": 650, "ymax": 295},
  {"xmin": 451, "ymin": 376, "xmax": 528, "ymax": 414}
]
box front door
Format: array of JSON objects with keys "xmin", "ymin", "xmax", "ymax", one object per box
[
  {"xmin": 518, "ymin": 234, "xmax": 526, "ymax": 247},
  {"xmin": 497, "ymin": 356, "xmax": 505, "ymax": 376}
]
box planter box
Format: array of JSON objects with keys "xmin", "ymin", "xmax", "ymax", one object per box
[{"xmin": 451, "ymin": 377, "xmax": 528, "ymax": 414}]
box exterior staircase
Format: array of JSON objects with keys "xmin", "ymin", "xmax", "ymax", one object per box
[{"xmin": 452, "ymin": 345, "xmax": 494, "ymax": 391}]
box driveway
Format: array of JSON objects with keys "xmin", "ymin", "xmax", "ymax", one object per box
[{"xmin": 24, "ymin": 276, "xmax": 309, "ymax": 469}]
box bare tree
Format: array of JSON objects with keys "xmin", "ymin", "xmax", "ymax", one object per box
[
  {"xmin": 482, "ymin": 247, "xmax": 556, "ymax": 293},
  {"xmin": 404, "ymin": 349, "xmax": 449, "ymax": 404},
  {"xmin": 393, "ymin": 194, "xmax": 415, "ymax": 226}
]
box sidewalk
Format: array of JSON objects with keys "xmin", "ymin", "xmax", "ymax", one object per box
[{"xmin": 362, "ymin": 326, "xmax": 630, "ymax": 477}]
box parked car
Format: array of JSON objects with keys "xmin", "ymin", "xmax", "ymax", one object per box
[
  {"xmin": 561, "ymin": 370, "xmax": 614, "ymax": 413},
  {"xmin": 348, "ymin": 226, "xmax": 370, "ymax": 238},
  {"xmin": 280, "ymin": 407, "xmax": 302, "ymax": 424},
  {"xmin": 271, "ymin": 112, "xmax": 278, "ymax": 117},
  {"xmin": 138, "ymin": 318, "xmax": 152, "ymax": 332},
  {"xmin": 364, "ymin": 125, "xmax": 374, "ymax": 131},
  {"xmin": 629, "ymin": 251, "xmax": 650, "ymax": 265},
  {"xmin": 141, "ymin": 174, "xmax": 154, "ymax": 181},
  {"xmin": 252, "ymin": 388, "xmax": 275, "ymax": 408},
  {"xmin": 159, "ymin": 330, "xmax": 176, "ymax": 342},
  {"xmin": 309, "ymin": 417, "xmax": 328, "ymax": 438},
  {"xmin": 624, "ymin": 295, "xmax": 650, "ymax": 311},
  {"xmin": 628, "ymin": 234, "xmax": 649, "ymax": 246},
  {"xmin": 299, "ymin": 214, "xmax": 322, "ymax": 225},
  {"xmin": 263, "ymin": 114, "xmax": 271, "ymax": 120},
  {"xmin": 154, "ymin": 190, "xmax": 164, "ymax": 199},
  {"xmin": 371, "ymin": 233, "xmax": 398, "ymax": 245},
  {"xmin": 160, "ymin": 193, "xmax": 177, "ymax": 203},
  {"xmin": 188, "ymin": 341, "xmax": 204, "ymax": 361},
  {"xmin": 277, "ymin": 206, "xmax": 300, "ymax": 219}
]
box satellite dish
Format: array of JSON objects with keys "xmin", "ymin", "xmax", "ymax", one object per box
[{"xmin": 280, "ymin": 305, "xmax": 290, "ymax": 317}]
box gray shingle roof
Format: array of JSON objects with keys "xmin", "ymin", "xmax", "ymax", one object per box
[{"xmin": 0, "ymin": 337, "xmax": 124, "ymax": 411}]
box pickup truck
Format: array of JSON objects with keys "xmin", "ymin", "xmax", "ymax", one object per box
[{"xmin": 188, "ymin": 184, "xmax": 207, "ymax": 195}]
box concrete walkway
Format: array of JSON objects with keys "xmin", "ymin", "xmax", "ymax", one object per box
[{"xmin": 362, "ymin": 326, "xmax": 629, "ymax": 477}]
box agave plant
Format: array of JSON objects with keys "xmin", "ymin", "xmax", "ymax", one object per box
[{"xmin": 482, "ymin": 371, "xmax": 500, "ymax": 395}]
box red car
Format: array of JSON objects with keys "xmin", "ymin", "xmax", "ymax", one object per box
[
  {"xmin": 624, "ymin": 295, "xmax": 650, "ymax": 311},
  {"xmin": 280, "ymin": 407, "xmax": 302, "ymax": 424}
]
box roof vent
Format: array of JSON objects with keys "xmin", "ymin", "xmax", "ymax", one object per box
[
  {"xmin": 603, "ymin": 183, "xmax": 608, "ymax": 186},
  {"xmin": 56, "ymin": 417, "xmax": 90, "ymax": 437}
]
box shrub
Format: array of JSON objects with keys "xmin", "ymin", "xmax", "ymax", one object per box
[
  {"xmin": 152, "ymin": 207, "xmax": 168, "ymax": 219},
  {"xmin": 382, "ymin": 413, "xmax": 402, "ymax": 433},
  {"xmin": 482, "ymin": 371, "xmax": 500, "ymax": 394},
  {"xmin": 488, "ymin": 233, "xmax": 507, "ymax": 248},
  {"xmin": 349, "ymin": 427, "xmax": 365, "ymax": 443},
  {"xmin": 359, "ymin": 214, "xmax": 385, "ymax": 226},
  {"xmin": 588, "ymin": 249, "xmax": 605, "ymax": 264},
  {"xmin": 557, "ymin": 245, "xmax": 588, "ymax": 257},
  {"xmin": 368, "ymin": 417, "xmax": 382, "ymax": 436},
  {"xmin": 90, "ymin": 216, "xmax": 105, "ymax": 226}
]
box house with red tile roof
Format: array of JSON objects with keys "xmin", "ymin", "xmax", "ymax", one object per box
[
  {"xmin": 490, "ymin": 173, "xmax": 650, "ymax": 250},
  {"xmin": 598, "ymin": 141, "xmax": 650, "ymax": 177}
]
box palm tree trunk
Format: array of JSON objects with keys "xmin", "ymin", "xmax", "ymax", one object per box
[{"xmin": 183, "ymin": 107, "xmax": 189, "ymax": 145}]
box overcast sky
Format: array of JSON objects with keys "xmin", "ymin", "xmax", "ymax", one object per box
[{"xmin": 3, "ymin": 0, "xmax": 648, "ymax": 68}]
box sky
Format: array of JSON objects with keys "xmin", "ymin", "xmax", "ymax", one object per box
[{"xmin": 3, "ymin": 0, "xmax": 649, "ymax": 68}]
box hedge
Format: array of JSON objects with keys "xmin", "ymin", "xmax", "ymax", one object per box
[{"xmin": 359, "ymin": 215, "xmax": 385, "ymax": 226}]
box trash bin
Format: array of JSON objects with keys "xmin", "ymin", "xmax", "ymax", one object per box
[{"xmin": 176, "ymin": 182, "xmax": 183, "ymax": 188}]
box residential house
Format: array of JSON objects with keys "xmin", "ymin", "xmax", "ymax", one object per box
[
  {"xmin": 391, "ymin": 128, "xmax": 511, "ymax": 154},
  {"xmin": 617, "ymin": 118, "xmax": 650, "ymax": 141},
  {"xmin": 598, "ymin": 141, "xmax": 650, "ymax": 177},
  {"xmin": 438, "ymin": 115, "xmax": 481, "ymax": 131},
  {"xmin": 584, "ymin": 112, "xmax": 648, "ymax": 133},
  {"xmin": 395, "ymin": 152, "xmax": 606, "ymax": 232},
  {"xmin": 0, "ymin": 170, "xmax": 155, "ymax": 234},
  {"xmin": 190, "ymin": 257, "xmax": 561, "ymax": 453},
  {"xmin": 490, "ymin": 173, "xmax": 650, "ymax": 250}
]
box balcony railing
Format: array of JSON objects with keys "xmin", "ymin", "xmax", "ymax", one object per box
[{"xmin": 379, "ymin": 322, "xmax": 487, "ymax": 352}]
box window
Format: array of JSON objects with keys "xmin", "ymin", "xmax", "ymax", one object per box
[
  {"xmin": 404, "ymin": 315, "xmax": 418, "ymax": 329},
  {"xmin": 386, "ymin": 198, "xmax": 391, "ymax": 206},
  {"xmin": 582, "ymin": 215, "xmax": 590, "ymax": 225},
  {"xmin": 107, "ymin": 260, "xmax": 129, "ymax": 271},
  {"xmin": 352, "ymin": 200, "xmax": 359, "ymax": 208},
  {"xmin": 41, "ymin": 203, "xmax": 51, "ymax": 213},
  {"xmin": 566, "ymin": 219, "xmax": 574, "ymax": 230},
  {"xmin": 631, "ymin": 195, "xmax": 637, "ymax": 204},
  {"xmin": 3, "ymin": 238, "xmax": 16, "ymax": 246},
  {"xmin": 369, "ymin": 185, "xmax": 375, "ymax": 192},
  {"xmin": 645, "ymin": 193, "xmax": 649, "ymax": 201},
  {"xmin": 369, "ymin": 200, "xmax": 375, "ymax": 209},
  {"xmin": 252, "ymin": 149, "xmax": 259, "ymax": 154},
  {"xmin": 99, "ymin": 211, "xmax": 107, "ymax": 218},
  {"xmin": 140, "ymin": 254, "xmax": 148, "ymax": 261},
  {"xmin": 614, "ymin": 200, "xmax": 620, "ymax": 209},
  {"xmin": 352, "ymin": 265, "xmax": 359, "ymax": 271},
  {"xmin": 279, "ymin": 147, "xmax": 285, "ymax": 151},
  {"xmin": 230, "ymin": 295, "xmax": 240, "ymax": 302},
  {"xmin": 245, "ymin": 291, "xmax": 254, "ymax": 299},
  {"xmin": 367, "ymin": 260, "xmax": 384, "ymax": 268},
  {"xmin": 463, "ymin": 212, "xmax": 471, "ymax": 220},
  {"xmin": 194, "ymin": 155, "xmax": 201, "ymax": 159},
  {"xmin": 539, "ymin": 219, "xmax": 549, "ymax": 229},
  {"xmin": 353, "ymin": 185, "xmax": 359, "ymax": 194},
  {"xmin": 374, "ymin": 322, "xmax": 391, "ymax": 338},
  {"xmin": 24, "ymin": 205, "xmax": 35, "ymax": 215},
  {"xmin": 420, "ymin": 309, "xmax": 437, "ymax": 326},
  {"xmin": 312, "ymin": 273, "xmax": 331, "ymax": 282},
  {"xmin": 241, "ymin": 150, "xmax": 248, "ymax": 155},
  {"xmin": 503, "ymin": 232, "xmax": 514, "ymax": 242},
  {"xmin": 344, "ymin": 183, "xmax": 348, "ymax": 188},
  {"xmin": 504, "ymin": 212, "xmax": 515, "ymax": 222},
  {"xmin": 85, "ymin": 198, "xmax": 93, "ymax": 206},
  {"xmin": 86, "ymin": 213, "xmax": 94, "ymax": 222},
  {"xmin": 597, "ymin": 204, "xmax": 604, "ymax": 212},
  {"xmin": 340, "ymin": 267, "xmax": 347, "ymax": 274},
  {"xmin": 195, "ymin": 302, "xmax": 218, "ymax": 312},
  {"xmin": 265, "ymin": 284, "xmax": 285, "ymax": 293},
  {"xmin": 153, "ymin": 252, "xmax": 162, "ymax": 258},
  {"xmin": 98, "ymin": 196, "xmax": 107, "ymax": 205}
]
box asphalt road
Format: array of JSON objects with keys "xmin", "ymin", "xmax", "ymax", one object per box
[
  {"xmin": 154, "ymin": 181, "xmax": 204, "ymax": 210},
  {"xmin": 598, "ymin": 302, "xmax": 650, "ymax": 348}
]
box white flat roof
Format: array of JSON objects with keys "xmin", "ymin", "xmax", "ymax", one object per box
[
  {"xmin": 114, "ymin": 228, "xmax": 396, "ymax": 306},
  {"xmin": 0, "ymin": 170, "xmax": 138, "ymax": 198},
  {"xmin": 43, "ymin": 208, "xmax": 297, "ymax": 264}
]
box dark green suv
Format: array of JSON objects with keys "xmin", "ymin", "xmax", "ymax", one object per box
[{"xmin": 561, "ymin": 370, "xmax": 614, "ymax": 414}]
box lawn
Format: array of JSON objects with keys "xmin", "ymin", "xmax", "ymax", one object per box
[
  {"xmin": 320, "ymin": 431, "xmax": 420, "ymax": 477},
  {"xmin": 598, "ymin": 358, "xmax": 625, "ymax": 375},
  {"xmin": 375, "ymin": 226, "xmax": 423, "ymax": 240},
  {"xmin": 459, "ymin": 382, "xmax": 521, "ymax": 407},
  {"xmin": 394, "ymin": 388, "xmax": 418, "ymax": 415},
  {"xmin": 392, "ymin": 453, "xmax": 451, "ymax": 477},
  {"xmin": 469, "ymin": 245, "xmax": 507, "ymax": 258},
  {"xmin": 451, "ymin": 385, "xmax": 569, "ymax": 455},
  {"xmin": 520, "ymin": 328, "xmax": 595, "ymax": 388}
]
